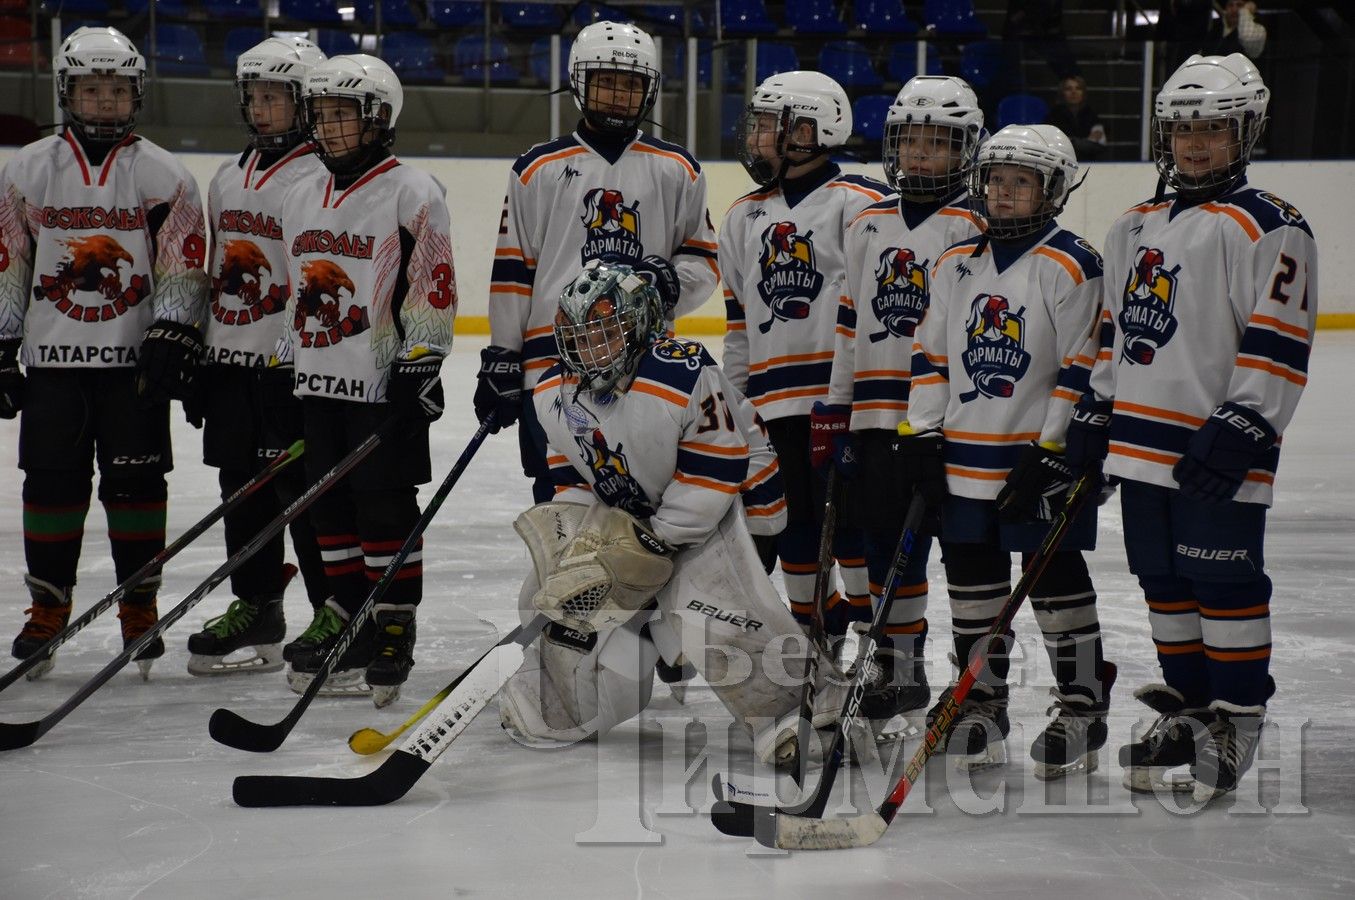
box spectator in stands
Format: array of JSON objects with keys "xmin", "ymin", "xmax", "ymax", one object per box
[
  {"xmin": 1158, "ymin": 1, "xmax": 1266, "ymax": 69},
  {"xmin": 1003, "ymin": 0, "xmax": 1080, "ymax": 81},
  {"xmin": 1045, "ymin": 75, "xmax": 1107, "ymax": 160},
  {"xmin": 1203, "ymin": 0, "xmax": 1267, "ymax": 59}
]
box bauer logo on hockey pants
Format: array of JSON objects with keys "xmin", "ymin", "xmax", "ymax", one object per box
[{"xmin": 685, "ymin": 600, "xmax": 763, "ymax": 632}]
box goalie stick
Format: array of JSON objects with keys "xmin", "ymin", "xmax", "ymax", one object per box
[
  {"xmin": 0, "ymin": 427, "xmax": 389, "ymax": 752},
  {"xmin": 0, "ymin": 440, "xmax": 305, "ymax": 692},
  {"xmin": 756, "ymin": 470, "xmax": 1100, "ymax": 850},
  {"xmin": 711, "ymin": 489, "xmax": 927, "ymax": 837},
  {"xmin": 232, "ymin": 614, "xmax": 548, "ymax": 807},
  {"xmin": 209, "ymin": 413, "xmax": 496, "ymax": 753}
]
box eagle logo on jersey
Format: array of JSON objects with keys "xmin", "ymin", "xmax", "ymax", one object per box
[
  {"xmin": 32, "ymin": 234, "xmax": 150, "ymax": 319},
  {"xmin": 293, "ymin": 259, "xmax": 370, "ymax": 349},
  {"xmin": 959, "ymin": 293, "xmax": 1030, "ymax": 402},
  {"xmin": 755, "ymin": 222, "xmax": 825, "ymax": 333},
  {"xmin": 211, "ymin": 239, "xmax": 286, "ymax": 328},
  {"xmin": 576, "ymin": 429, "xmax": 655, "ymax": 518},
  {"xmin": 579, "ymin": 188, "xmax": 643, "ymax": 264},
  {"xmin": 868, "ymin": 247, "xmax": 929, "ymax": 343},
  {"xmin": 1120, "ymin": 246, "xmax": 1179, "ymax": 365},
  {"xmin": 652, "ymin": 338, "xmax": 707, "ymax": 371}
]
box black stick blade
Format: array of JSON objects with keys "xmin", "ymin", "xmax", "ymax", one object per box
[
  {"xmin": 0, "ymin": 720, "xmax": 43, "ymax": 752},
  {"xmin": 209, "ymin": 707, "xmax": 288, "ymax": 753},
  {"xmin": 233, "ymin": 751, "xmax": 430, "ymax": 807},
  {"xmin": 710, "ymin": 774, "xmax": 766, "ymax": 837}
]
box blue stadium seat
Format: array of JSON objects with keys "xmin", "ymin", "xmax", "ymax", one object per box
[
  {"xmin": 668, "ymin": 39, "xmax": 712, "ymax": 89},
  {"xmin": 40, "ymin": 0, "xmax": 110, "ymax": 14},
  {"xmin": 643, "ymin": 4, "xmax": 706, "ymax": 35},
  {"xmin": 153, "ymin": 23, "xmax": 210, "ymax": 76},
  {"xmin": 853, "ymin": 93, "xmax": 893, "ymax": 142},
  {"xmin": 819, "ymin": 40, "xmax": 881, "ymax": 89},
  {"xmin": 724, "ymin": 41, "xmax": 797, "ymax": 89},
  {"xmin": 279, "ymin": 0, "xmax": 343, "ymax": 24},
  {"xmin": 315, "ymin": 28, "xmax": 358, "ymax": 57},
  {"xmin": 720, "ymin": 0, "xmax": 776, "ymax": 35},
  {"xmin": 886, "ymin": 42, "xmax": 941, "ymax": 82},
  {"xmin": 453, "ymin": 34, "xmax": 519, "ymax": 84},
  {"xmin": 500, "ymin": 3, "xmax": 559, "ymax": 30},
  {"xmin": 785, "ymin": 0, "xmax": 845, "ymax": 35},
  {"xmin": 959, "ymin": 40, "xmax": 1003, "ymax": 89},
  {"xmin": 354, "ymin": 0, "xmax": 418, "ymax": 27},
  {"xmin": 124, "ymin": 0, "xmax": 192, "ymax": 18},
  {"xmin": 200, "ymin": 0, "xmax": 263, "ymax": 21},
  {"xmin": 528, "ymin": 35, "xmax": 568, "ymax": 84},
  {"xmin": 924, "ymin": 0, "xmax": 987, "ymax": 37},
  {"xmin": 996, "ymin": 92, "xmax": 1048, "ymax": 128},
  {"xmin": 853, "ymin": 0, "xmax": 917, "ymax": 34},
  {"xmin": 572, "ymin": 3, "xmax": 632, "ymax": 27},
  {"xmin": 384, "ymin": 30, "xmax": 444, "ymax": 83},
  {"xmin": 428, "ymin": 0, "xmax": 480, "ymax": 28},
  {"xmin": 722, "ymin": 93, "xmax": 746, "ymax": 140},
  {"xmin": 223, "ymin": 26, "xmax": 266, "ymax": 68}
]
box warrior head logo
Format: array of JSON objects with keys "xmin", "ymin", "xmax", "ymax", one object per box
[
  {"xmin": 33, "ymin": 234, "xmax": 149, "ymax": 314},
  {"xmin": 868, "ymin": 247, "xmax": 929, "ymax": 343},
  {"xmin": 1119, "ymin": 246, "xmax": 1179, "ymax": 365},
  {"xmin": 575, "ymin": 428, "xmax": 654, "ymax": 517},
  {"xmin": 959, "ymin": 293, "xmax": 1030, "ymax": 402},
  {"xmin": 580, "ymin": 187, "xmax": 643, "ymax": 264},
  {"xmin": 755, "ymin": 221, "xmax": 824, "ymax": 333}
]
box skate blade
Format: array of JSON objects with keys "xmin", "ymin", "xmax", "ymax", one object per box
[
  {"xmin": 287, "ymin": 668, "xmax": 371, "ymax": 697},
  {"xmin": 954, "ymin": 740, "xmax": 1007, "ymax": 772},
  {"xmin": 187, "ymin": 645, "xmax": 285, "ymax": 677},
  {"xmin": 25, "ymin": 655, "xmax": 56, "ymax": 681},
  {"xmin": 371, "ymin": 684, "xmax": 402, "ymax": 709},
  {"xmin": 1033, "ymin": 748, "xmax": 1099, "ymax": 781},
  {"xmin": 1190, "ymin": 780, "xmax": 1235, "ymax": 804},
  {"xmin": 872, "ymin": 711, "xmax": 925, "ymax": 743},
  {"xmin": 135, "ymin": 659, "xmax": 154, "ymax": 681},
  {"xmin": 1122, "ymin": 766, "xmax": 1195, "ymax": 794}
]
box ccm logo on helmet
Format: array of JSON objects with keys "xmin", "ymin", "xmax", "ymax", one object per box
[{"xmin": 1176, "ymin": 544, "xmax": 1250, "ymax": 562}]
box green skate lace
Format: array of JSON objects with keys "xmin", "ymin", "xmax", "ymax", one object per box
[
  {"xmin": 203, "ymin": 600, "xmax": 257, "ymax": 638},
  {"xmin": 298, "ymin": 605, "xmax": 344, "ymax": 643}
]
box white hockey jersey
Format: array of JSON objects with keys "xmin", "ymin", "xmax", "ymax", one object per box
[
  {"xmin": 909, "ymin": 227, "xmax": 1104, "ymax": 501},
  {"xmin": 828, "ymin": 193, "xmax": 983, "ymax": 431},
  {"xmin": 205, "ymin": 144, "xmax": 325, "ymax": 369},
  {"xmin": 490, "ymin": 130, "xmax": 719, "ymax": 385},
  {"xmin": 0, "ymin": 131, "xmax": 208, "ymax": 367},
  {"xmin": 533, "ymin": 338, "xmax": 783, "ymax": 549},
  {"xmin": 279, "ymin": 157, "xmax": 456, "ymax": 403},
  {"xmin": 1089, "ymin": 184, "xmax": 1318, "ymax": 506},
  {"xmin": 719, "ymin": 164, "xmax": 890, "ymax": 421}
]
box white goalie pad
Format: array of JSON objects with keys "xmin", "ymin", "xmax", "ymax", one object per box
[{"xmin": 532, "ymin": 504, "xmax": 675, "ymax": 632}]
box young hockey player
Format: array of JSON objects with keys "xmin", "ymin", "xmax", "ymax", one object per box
[
  {"xmin": 476, "ymin": 20, "xmax": 719, "ymax": 504},
  {"xmin": 1064, "ymin": 54, "xmax": 1317, "ymax": 801},
  {"xmin": 499, "ymin": 260, "xmax": 841, "ymax": 765},
  {"xmin": 277, "ymin": 54, "xmax": 456, "ymax": 706},
  {"xmin": 902, "ymin": 124, "xmax": 1115, "ymax": 777},
  {"xmin": 184, "ymin": 36, "xmax": 331, "ymax": 677},
  {"xmin": 721, "ymin": 71, "xmax": 887, "ymax": 652},
  {"xmin": 1, "ymin": 26, "xmax": 209, "ymax": 679},
  {"xmin": 816, "ymin": 75, "xmax": 985, "ymax": 736}
]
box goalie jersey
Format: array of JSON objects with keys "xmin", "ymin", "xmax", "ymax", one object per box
[
  {"xmin": 533, "ymin": 339, "xmax": 785, "ymax": 549},
  {"xmin": 1089, "ymin": 185, "xmax": 1318, "ymax": 506},
  {"xmin": 909, "ymin": 227, "xmax": 1103, "ymax": 501},
  {"xmin": 827, "ymin": 194, "xmax": 983, "ymax": 431},
  {"xmin": 490, "ymin": 131, "xmax": 719, "ymax": 385},
  {"xmin": 205, "ymin": 144, "xmax": 324, "ymax": 369},
  {"xmin": 719, "ymin": 164, "xmax": 889, "ymax": 421},
  {"xmin": 278, "ymin": 158, "xmax": 456, "ymax": 403},
  {"xmin": 0, "ymin": 132, "xmax": 208, "ymax": 367}
]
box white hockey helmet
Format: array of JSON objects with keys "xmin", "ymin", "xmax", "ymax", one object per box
[
  {"xmin": 554, "ymin": 260, "xmax": 664, "ymax": 395},
  {"xmin": 883, "ymin": 75, "xmax": 985, "ymax": 198},
  {"xmin": 1152, "ymin": 53, "xmax": 1269, "ymax": 198},
  {"xmin": 568, "ymin": 21, "xmax": 661, "ymax": 134},
  {"xmin": 736, "ymin": 70, "xmax": 852, "ymax": 186},
  {"xmin": 236, "ymin": 36, "xmax": 326, "ymax": 150},
  {"xmin": 304, "ymin": 54, "xmax": 403, "ymax": 171},
  {"xmin": 57, "ymin": 26, "xmax": 146, "ymax": 141},
  {"xmin": 967, "ymin": 124, "xmax": 1080, "ymax": 240}
]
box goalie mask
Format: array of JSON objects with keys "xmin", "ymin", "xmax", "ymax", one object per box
[
  {"xmin": 968, "ymin": 124, "xmax": 1080, "ymax": 241},
  {"xmin": 736, "ymin": 71, "xmax": 851, "ymax": 187},
  {"xmin": 554, "ymin": 260, "xmax": 664, "ymax": 396},
  {"xmin": 236, "ymin": 36, "xmax": 326, "ymax": 151},
  {"xmin": 882, "ymin": 75, "xmax": 984, "ymax": 200},
  {"xmin": 568, "ymin": 21, "xmax": 661, "ymax": 134},
  {"xmin": 304, "ymin": 54, "xmax": 403, "ymax": 175},
  {"xmin": 1152, "ymin": 53, "xmax": 1269, "ymax": 200},
  {"xmin": 57, "ymin": 26, "xmax": 145, "ymax": 142}
]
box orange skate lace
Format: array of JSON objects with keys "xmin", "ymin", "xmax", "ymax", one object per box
[
  {"xmin": 19, "ymin": 602, "xmax": 72, "ymax": 641},
  {"xmin": 117, "ymin": 601, "xmax": 159, "ymax": 639}
]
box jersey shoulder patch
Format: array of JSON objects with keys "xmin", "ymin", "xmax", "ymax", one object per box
[
  {"xmin": 1226, "ymin": 188, "xmax": 1314, "ymax": 239},
  {"xmin": 511, "ymin": 134, "xmax": 583, "ymax": 178},
  {"xmin": 633, "ymin": 134, "xmax": 702, "ymax": 174},
  {"xmin": 830, "ymin": 173, "xmax": 890, "ymax": 197},
  {"xmin": 1043, "ymin": 228, "xmax": 1105, "ymax": 280},
  {"xmin": 633, "ymin": 338, "xmax": 714, "ymax": 398}
]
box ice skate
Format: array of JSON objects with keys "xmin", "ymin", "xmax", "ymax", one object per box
[
  {"xmin": 1191, "ymin": 698, "xmax": 1268, "ymax": 803},
  {"xmin": 655, "ymin": 653, "xmax": 696, "ymax": 704},
  {"xmin": 930, "ymin": 681, "xmax": 1009, "ymax": 771},
  {"xmin": 1118, "ymin": 684, "xmax": 1214, "ymax": 793},
  {"xmin": 285, "ymin": 604, "xmax": 373, "ymax": 697},
  {"xmin": 11, "ymin": 575, "xmax": 72, "ymax": 681},
  {"xmin": 851, "ymin": 641, "xmax": 930, "ymax": 742},
  {"xmin": 186, "ymin": 564, "xmax": 295, "ymax": 676},
  {"xmin": 118, "ymin": 595, "xmax": 164, "ymax": 682},
  {"xmin": 366, "ymin": 607, "xmax": 416, "ymax": 708},
  {"xmin": 1031, "ymin": 663, "xmax": 1117, "ymax": 780}
]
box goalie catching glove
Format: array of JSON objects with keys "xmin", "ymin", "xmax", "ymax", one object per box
[{"xmin": 529, "ymin": 504, "xmax": 675, "ymax": 633}]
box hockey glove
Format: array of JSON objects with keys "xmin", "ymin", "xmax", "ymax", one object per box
[
  {"xmin": 0, "ymin": 337, "xmax": 23, "ymax": 419},
  {"xmin": 891, "ymin": 426, "xmax": 946, "ymax": 534},
  {"xmin": 1063, "ymin": 396, "xmax": 1113, "ymax": 472},
  {"xmin": 136, "ymin": 320, "xmax": 204, "ymax": 405},
  {"xmin": 632, "ymin": 254, "xmax": 681, "ymax": 316},
  {"xmin": 997, "ymin": 442, "xmax": 1076, "ymax": 522},
  {"xmin": 808, "ymin": 401, "xmax": 857, "ymax": 479},
  {"xmin": 389, "ymin": 346, "xmax": 446, "ymax": 424},
  {"xmin": 1173, "ymin": 402, "xmax": 1277, "ymax": 503},
  {"xmin": 473, "ymin": 345, "xmax": 522, "ymax": 433}
]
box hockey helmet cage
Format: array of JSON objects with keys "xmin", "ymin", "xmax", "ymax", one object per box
[
  {"xmin": 568, "ymin": 21, "xmax": 661, "ymax": 134},
  {"xmin": 554, "ymin": 260, "xmax": 664, "ymax": 395},
  {"xmin": 57, "ymin": 26, "xmax": 146, "ymax": 141},
  {"xmin": 883, "ymin": 75, "xmax": 984, "ymax": 199}
]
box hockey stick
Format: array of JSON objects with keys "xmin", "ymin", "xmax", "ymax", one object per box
[
  {"xmin": 0, "ymin": 439, "xmax": 305, "ymax": 693},
  {"xmin": 711, "ymin": 489, "xmax": 927, "ymax": 837},
  {"xmin": 208, "ymin": 413, "xmax": 496, "ymax": 753},
  {"xmin": 759, "ymin": 470, "xmax": 1100, "ymax": 850},
  {"xmin": 232, "ymin": 614, "xmax": 549, "ymax": 807},
  {"xmin": 348, "ymin": 678, "xmax": 456, "ymax": 755},
  {"xmin": 0, "ymin": 426, "xmax": 390, "ymax": 752}
]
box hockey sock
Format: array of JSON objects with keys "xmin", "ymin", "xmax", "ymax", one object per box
[
  {"xmin": 22, "ymin": 473, "xmax": 92, "ymax": 587},
  {"xmin": 833, "ymin": 525, "xmax": 871, "ymax": 625},
  {"xmin": 273, "ymin": 464, "xmax": 331, "ymax": 607},
  {"xmin": 942, "ymin": 541, "xmax": 1014, "ymax": 686},
  {"xmin": 362, "ymin": 537, "xmax": 423, "ymax": 607},
  {"xmin": 317, "ymin": 532, "xmax": 367, "ymax": 615},
  {"xmin": 100, "ymin": 476, "xmax": 167, "ymax": 586},
  {"xmin": 1029, "ymin": 550, "xmax": 1105, "ymax": 702},
  {"xmin": 1196, "ymin": 574, "xmax": 1273, "ymax": 707},
  {"xmin": 355, "ymin": 488, "xmax": 422, "ymax": 611},
  {"xmin": 219, "ymin": 467, "xmax": 287, "ymax": 598},
  {"xmin": 778, "ymin": 519, "xmax": 821, "ymax": 625},
  {"xmin": 865, "ymin": 527, "xmax": 930, "ymax": 657},
  {"xmin": 1139, "ymin": 574, "xmax": 1210, "ymax": 707}
]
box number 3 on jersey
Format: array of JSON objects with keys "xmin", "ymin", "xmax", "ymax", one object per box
[
  {"xmin": 428, "ymin": 261, "xmax": 455, "ymax": 309},
  {"xmin": 698, "ymin": 391, "xmax": 735, "ymax": 433}
]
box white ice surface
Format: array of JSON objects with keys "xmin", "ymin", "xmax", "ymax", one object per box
[{"xmin": 1, "ymin": 335, "xmax": 1353, "ymax": 900}]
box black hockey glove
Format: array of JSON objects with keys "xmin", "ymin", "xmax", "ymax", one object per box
[
  {"xmin": 1173, "ymin": 402, "xmax": 1277, "ymax": 503},
  {"xmin": 632, "ymin": 254, "xmax": 681, "ymax": 316},
  {"xmin": 0, "ymin": 337, "xmax": 23, "ymax": 419},
  {"xmin": 1063, "ymin": 396, "xmax": 1113, "ymax": 472},
  {"xmin": 891, "ymin": 428, "xmax": 946, "ymax": 534},
  {"xmin": 136, "ymin": 320, "xmax": 204, "ymax": 406},
  {"xmin": 473, "ymin": 345, "xmax": 522, "ymax": 433},
  {"xmin": 389, "ymin": 349, "xmax": 446, "ymax": 424},
  {"xmin": 997, "ymin": 443, "xmax": 1076, "ymax": 522}
]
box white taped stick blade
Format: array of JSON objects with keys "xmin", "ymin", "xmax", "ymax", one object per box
[{"xmin": 772, "ymin": 810, "xmax": 889, "ymax": 850}]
